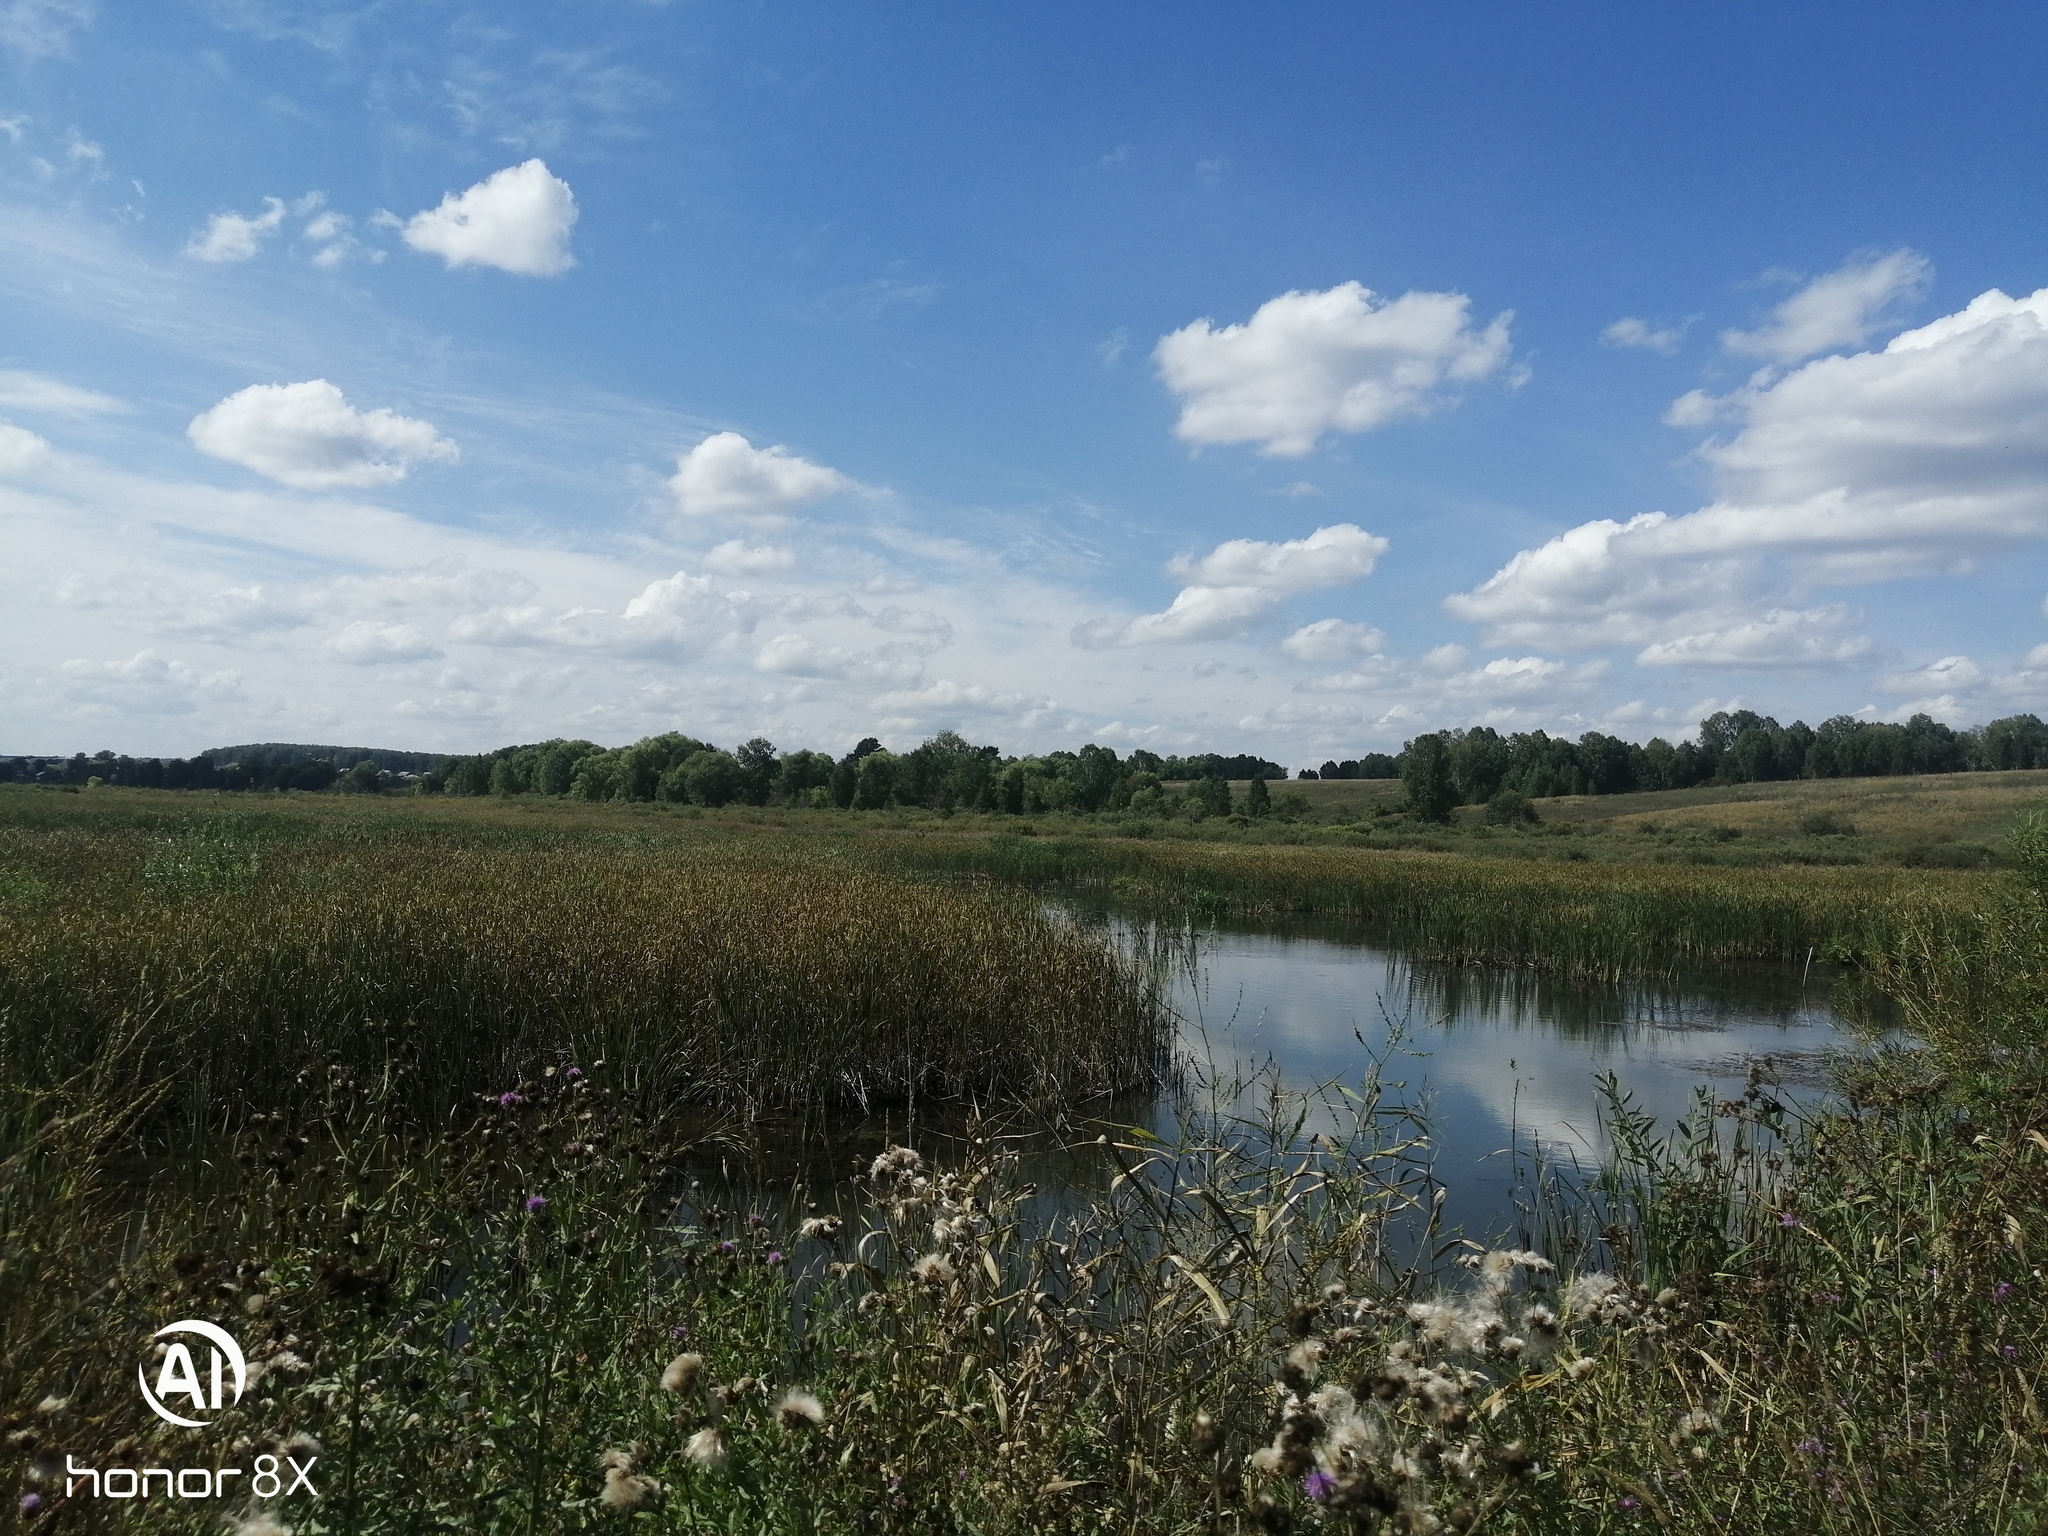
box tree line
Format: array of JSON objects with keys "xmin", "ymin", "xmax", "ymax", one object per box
[
  {"xmin": 9, "ymin": 709, "xmax": 2047, "ymax": 820},
  {"xmin": 1392, "ymin": 710, "xmax": 2048, "ymax": 821},
  {"xmin": 422, "ymin": 733, "xmax": 1291, "ymax": 817}
]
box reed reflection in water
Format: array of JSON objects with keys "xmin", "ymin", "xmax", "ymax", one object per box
[{"xmin": 1065, "ymin": 903, "xmax": 1859, "ymax": 1240}]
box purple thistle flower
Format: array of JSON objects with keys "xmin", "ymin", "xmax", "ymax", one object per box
[
  {"xmin": 564, "ymin": 1066, "xmax": 583, "ymax": 1079},
  {"xmin": 1778, "ymin": 1211, "xmax": 1802, "ymax": 1229},
  {"xmin": 747, "ymin": 1213, "xmax": 766, "ymax": 1227},
  {"xmin": 765, "ymin": 1250, "xmax": 785, "ymax": 1266},
  {"xmin": 524, "ymin": 1194, "xmax": 548, "ymax": 1213},
  {"xmin": 1302, "ymin": 1470, "xmax": 1337, "ymax": 1502},
  {"xmin": 20, "ymin": 1493, "xmax": 43, "ymax": 1513},
  {"xmin": 2001, "ymin": 1344, "xmax": 2020, "ymax": 1361},
  {"xmin": 498, "ymin": 1091, "xmax": 525, "ymax": 1108},
  {"xmin": 1618, "ymin": 1495, "xmax": 1641, "ymax": 1513},
  {"xmin": 717, "ymin": 1240, "xmax": 736, "ymax": 1255},
  {"xmin": 1993, "ymin": 1282, "xmax": 2015, "ymax": 1301}
]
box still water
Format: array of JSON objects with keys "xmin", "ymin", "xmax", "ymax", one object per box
[{"xmin": 1068, "ymin": 906, "xmax": 1861, "ymax": 1240}]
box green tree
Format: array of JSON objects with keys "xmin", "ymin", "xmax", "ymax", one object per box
[
  {"xmin": 853, "ymin": 750, "xmax": 897, "ymax": 809},
  {"xmin": 735, "ymin": 738, "xmax": 778, "ymax": 805},
  {"xmin": 1185, "ymin": 774, "xmax": 1232, "ymax": 819},
  {"xmin": 1402, "ymin": 733, "xmax": 1458, "ymax": 822},
  {"xmin": 1244, "ymin": 775, "xmax": 1272, "ymax": 817},
  {"xmin": 680, "ymin": 749, "xmax": 743, "ymax": 807}
]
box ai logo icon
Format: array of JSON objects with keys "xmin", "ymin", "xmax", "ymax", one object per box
[{"xmin": 138, "ymin": 1320, "xmax": 247, "ymax": 1428}]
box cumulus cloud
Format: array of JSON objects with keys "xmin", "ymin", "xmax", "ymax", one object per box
[
  {"xmin": 1154, "ymin": 281, "xmax": 1516, "ymax": 456},
  {"xmin": 1601, "ymin": 317, "xmax": 1683, "ymax": 354},
  {"xmin": 189, "ymin": 380, "xmax": 459, "ymax": 490},
  {"xmin": 615, "ymin": 570, "xmax": 759, "ymax": 655},
  {"xmin": 1722, "ymin": 249, "xmax": 1931, "ymax": 363},
  {"xmin": 401, "ymin": 160, "xmax": 577, "ymax": 277},
  {"xmin": 1075, "ymin": 524, "xmax": 1387, "ymax": 648},
  {"xmin": 0, "ymin": 369, "xmax": 119, "ymax": 414},
  {"xmin": 1280, "ymin": 617, "xmax": 1387, "ymax": 663},
  {"xmin": 0, "ymin": 420, "xmax": 51, "ymax": 474},
  {"xmin": 668, "ymin": 431, "xmax": 851, "ymax": 520},
  {"xmin": 1450, "ymin": 283, "xmax": 2048, "ymax": 663}
]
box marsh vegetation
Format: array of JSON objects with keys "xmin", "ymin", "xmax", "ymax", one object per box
[{"xmin": 1, "ymin": 784, "xmax": 2043, "ymax": 1532}]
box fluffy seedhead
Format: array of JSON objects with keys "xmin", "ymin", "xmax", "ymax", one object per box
[
  {"xmin": 775, "ymin": 1389, "xmax": 826, "ymax": 1430},
  {"xmin": 660, "ymin": 1351, "xmax": 705, "ymax": 1395},
  {"xmin": 684, "ymin": 1426, "xmax": 728, "ymax": 1469},
  {"xmin": 598, "ymin": 1447, "xmax": 662, "ymax": 1512},
  {"xmin": 910, "ymin": 1252, "xmax": 956, "ymax": 1287}
]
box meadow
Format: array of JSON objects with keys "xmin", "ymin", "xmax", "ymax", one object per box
[{"xmin": 1, "ymin": 782, "xmax": 2044, "ymax": 1533}]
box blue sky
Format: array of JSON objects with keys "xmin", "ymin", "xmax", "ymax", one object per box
[{"xmin": 4, "ymin": 1, "xmax": 2048, "ymax": 763}]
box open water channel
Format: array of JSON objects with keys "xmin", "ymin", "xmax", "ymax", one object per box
[{"xmin": 1060, "ymin": 903, "xmax": 1868, "ymax": 1241}]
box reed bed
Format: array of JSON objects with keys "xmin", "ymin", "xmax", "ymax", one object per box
[
  {"xmin": 0, "ymin": 801, "xmax": 1170, "ymax": 1129},
  {"xmin": 886, "ymin": 832, "xmax": 1985, "ymax": 978}
]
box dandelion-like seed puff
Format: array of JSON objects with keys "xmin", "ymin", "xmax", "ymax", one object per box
[{"xmin": 776, "ymin": 1389, "xmax": 826, "ymax": 1430}]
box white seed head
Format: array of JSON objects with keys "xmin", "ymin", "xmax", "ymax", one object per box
[
  {"xmin": 660, "ymin": 1352, "xmax": 704, "ymax": 1394},
  {"xmin": 776, "ymin": 1389, "xmax": 826, "ymax": 1429}
]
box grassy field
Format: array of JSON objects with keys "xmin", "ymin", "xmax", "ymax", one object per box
[
  {"xmin": 1226, "ymin": 768, "xmax": 2048, "ymax": 870},
  {"xmin": 2, "ymin": 784, "xmax": 2043, "ymax": 1533}
]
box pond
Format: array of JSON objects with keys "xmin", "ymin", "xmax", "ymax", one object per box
[{"xmin": 1063, "ymin": 904, "xmax": 1866, "ymax": 1241}]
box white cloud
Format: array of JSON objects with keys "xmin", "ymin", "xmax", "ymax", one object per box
[
  {"xmin": 1635, "ymin": 607, "xmax": 1872, "ymax": 670},
  {"xmin": 326, "ymin": 620, "xmax": 442, "ymax": 664},
  {"xmin": 1154, "ymin": 281, "xmax": 1516, "ymax": 456},
  {"xmin": 1448, "ymin": 655, "xmax": 1566, "ymax": 691},
  {"xmin": 0, "ymin": 0, "xmax": 93, "ymax": 60},
  {"xmin": 185, "ymin": 191, "xmax": 326, "ymax": 264},
  {"xmin": 303, "ymin": 209, "xmax": 379, "ymax": 269},
  {"xmin": 0, "ymin": 420, "xmax": 51, "ymax": 474},
  {"xmin": 1723, "ymin": 249, "xmax": 1931, "ymax": 363},
  {"xmin": 188, "ymin": 380, "xmax": 459, "ymax": 490},
  {"xmin": 56, "ymin": 649, "xmax": 242, "ymax": 716},
  {"xmin": 753, "ymin": 633, "xmax": 925, "ymax": 685},
  {"xmin": 1601, "ymin": 317, "xmax": 1683, "ymax": 354},
  {"xmin": 1280, "ymin": 617, "xmax": 1387, "ymax": 663},
  {"xmin": 401, "ymin": 160, "xmax": 577, "ymax": 277},
  {"xmin": 1075, "ymin": 524, "xmax": 1387, "ymax": 648},
  {"xmin": 870, "ymin": 677, "xmax": 1057, "ymax": 726},
  {"xmin": 667, "ymin": 431, "xmax": 851, "ymax": 520},
  {"xmin": 0, "ymin": 369, "xmax": 119, "ymax": 414},
  {"xmin": 702, "ymin": 539, "xmax": 796, "ymax": 574},
  {"xmin": 1450, "ymin": 283, "xmax": 2048, "ymax": 660},
  {"xmin": 186, "ymin": 198, "xmax": 288, "ymax": 263},
  {"xmin": 1880, "ymin": 654, "xmax": 1984, "ymax": 694}
]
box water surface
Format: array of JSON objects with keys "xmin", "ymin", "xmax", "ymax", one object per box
[{"xmin": 1067, "ymin": 906, "xmax": 1861, "ymax": 1239}]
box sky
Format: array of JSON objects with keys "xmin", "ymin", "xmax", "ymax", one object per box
[{"xmin": 3, "ymin": 2, "xmax": 2048, "ymax": 764}]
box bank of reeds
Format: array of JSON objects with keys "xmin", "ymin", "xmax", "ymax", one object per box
[
  {"xmin": 889, "ymin": 832, "xmax": 1984, "ymax": 978},
  {"xmin": 0, "ymin": 807, "xmax": 1169, "ymax": 1130}
]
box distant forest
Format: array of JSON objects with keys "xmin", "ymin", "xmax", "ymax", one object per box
[{"xmin": 6, "ymin": 709, "xmax": 2047, "ymax": 821}]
